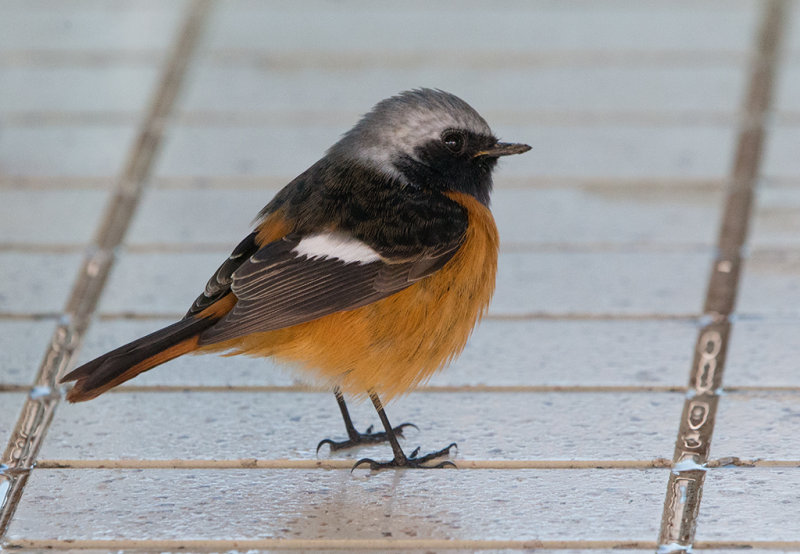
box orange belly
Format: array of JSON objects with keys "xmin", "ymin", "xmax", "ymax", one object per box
[{"xmin": 201, "ymin": 192, "xmax": 498, "ymax": 401}]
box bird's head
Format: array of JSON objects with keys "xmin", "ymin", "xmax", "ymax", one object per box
[{"xmin": 329, "ymin": 88, "xmax": 531, "ymax": 205}]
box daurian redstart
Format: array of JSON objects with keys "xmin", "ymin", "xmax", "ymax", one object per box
[{"xmin": 61, "ymin": 89, "xmax": 531, "ymax": 469}]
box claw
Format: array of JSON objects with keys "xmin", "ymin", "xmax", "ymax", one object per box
[
  {"xmin": 350, "ymin": 442, "xmax": 458, "ymax": 471},
  {"xmin": 316, "ymin": 422, "xmax": 418, "ymax": 454}
]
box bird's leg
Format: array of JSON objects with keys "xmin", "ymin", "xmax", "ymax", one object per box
[
  {"xmin": 351, "ymin": 391, "xmax": 457, "ymax": 470},
  {"xmin": 316, "ymin": 386, "xmax": 417, "ymax": 453}
]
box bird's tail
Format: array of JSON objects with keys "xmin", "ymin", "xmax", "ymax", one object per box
[{"xmin": 61, "ymin": 316, "xmax": 216, "ymax": 402}]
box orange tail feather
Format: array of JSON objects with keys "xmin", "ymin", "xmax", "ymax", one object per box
[{"xmin": 61, "ymin": 317, "xmax": 214, "ymax": 402}]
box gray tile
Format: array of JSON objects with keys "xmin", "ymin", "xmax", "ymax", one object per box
[
  {"xmin": 0, "ymin": 66, "xmax": 159, "ymax": 113},
  {"xmin": 8, "ymin": 467, "xmax": 666, "ymax": 541},
  {"xmin": 774, "ymin": 60, "xmax": 800, "ymax": 112},
  {"xmin": 726, "ymin": 318, "xmax": 800, "ymax": 386},
  {"xmin": 42, "ymin": 391, "xmax": 682, "ymax": 461},
  {"xmin": 787, "ymin": 1, "xmax": 800, "ymax": 54},
  {"xmin": 0, "ymin": 1, "xmax": 185, "ymax": 51},
  {"xmin": 179, "ymin": 63, "xmax": 747, "ymax": 114},
  {"xmin": 0, "ymin": 320, "xmax": 57, "ymax": 385},
  {"xmin": 492, "ymin": 251, "xmax": 711, "ymax": 316},
  {"xmin": 697, "ymin": 468, "xmax": 800, "ymax": 540},
  {"xmin": 496, "ymin": 187, "xmax": 722, "ymax": 246},
  {"xmin": 203, "ymin": 0, "xmax": 756, "ymax": 53},
  {"xmin": 749, "ymin": 186, "xmax": 800, "ymax": 247},
  {"xmin": 155, "ymin": 124, "xmax": 735, "ymax": 179},
  {"xmin": 0, "ymin": 190, "xmax": 107, "ymax": 244},
  {"xmin": 0, "ymin": 393, "xmax": 27, "ymax": 442},
  {"xmin": 125, "ymin": 187, "xmax": 722, "ymax": 247},
  {"xmin": 77, "ymin": 318, "xmax": 696, "ymax": 388},
  {"xmin": 0, "ymin": 126, "xmax": 136, "ymax": 177},
  {"xmin": 764, "ymin": 126, "xmax": 800, "ymax": 179},
  {"xmin": 436, "ymin": 319, "xmax": 697, "ymax": 388},
  {"xmin": 97, "ymin": 250, "xmax": 711, "ymax": 317},
  {"xmin": 711, "ymin": 391, "xmax": 800, "ymax": 460},
  {"xmin": 738, "ymin": 250, "xmax": 800, "ymax": 317},
  {"xmin": 0, "ymin": 253, "xmax": 82, "ymax": 314}
]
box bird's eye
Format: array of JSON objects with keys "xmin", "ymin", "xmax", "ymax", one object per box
[{"xmin": 441, "ymin": 130, "xmax": 465, "ymax": 154}]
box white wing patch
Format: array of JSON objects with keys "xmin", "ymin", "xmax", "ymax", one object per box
[{"xmin": 292, "ymin": 233, "xmax": 381, "ymax": 264}]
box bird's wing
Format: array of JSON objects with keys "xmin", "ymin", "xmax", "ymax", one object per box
[
  {"xmin": 196, "ymin": 230, "xmax": 464, "ymax": 345},
  {"xmin": 185, "ymin": 231, "xmax": 260, "ymax": 317}
]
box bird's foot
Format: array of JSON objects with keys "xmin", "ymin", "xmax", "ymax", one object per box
[
  {"xmin": 351, "ymin": 442, "xmax": 458, "ymax": 471},
  {"xmin": 316, "ymin": 423, "xmax": 418, "ymax": 453}
]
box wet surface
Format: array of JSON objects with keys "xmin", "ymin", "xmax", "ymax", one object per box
[
  {"xmin": 39, "ymin": 391, "xmax": 683, "ymax": 462},
  {"xmin": 2, "ymin": 0, "xmax": 799, "ymax": 550},
  {"xmin": 7, "ymin": 468, "xmax": 667, "ymax": 541}
]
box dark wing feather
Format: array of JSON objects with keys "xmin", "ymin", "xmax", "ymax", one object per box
[
  {"xmin": 185, "ymin": 231, "xmax": 259, "ymax": 317},
  {"xmin": 197, "ymin": 234, "xmax": 463, "ymax": 345}
]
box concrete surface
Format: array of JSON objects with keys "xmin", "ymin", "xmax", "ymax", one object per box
[{"xmin": 1, "ymin": 0, "xmax": 799, "ymax": 551}]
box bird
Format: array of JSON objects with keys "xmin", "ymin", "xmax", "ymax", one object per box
[{"xmin": 60, "ymin": 88, "xmax": 531, "ymax": 469}]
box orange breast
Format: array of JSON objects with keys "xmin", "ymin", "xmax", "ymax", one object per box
[{"xmin": 205, "ymin": 192, "xmax": 498, "ymax": 401}]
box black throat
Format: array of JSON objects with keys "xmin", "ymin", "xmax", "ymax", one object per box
[{"xmin": 392, "ymin": 139, "xmax": 497, "ymax": 206}]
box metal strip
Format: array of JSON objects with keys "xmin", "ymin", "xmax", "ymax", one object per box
[
  {"xmin": 0, "ymin": 1, "xmax": 210, "ymax": 540},
  {"xmin": 657, "ymin": 1, "xmax": 787, "ymax": 549}
]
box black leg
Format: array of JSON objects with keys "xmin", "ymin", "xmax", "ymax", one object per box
[
  {"xmin": 351, "ymin": 391, "xmax": 457, "ymax": 470},
  {"xmin": 316, "ymin": 386, "xmax": 417, "ymax": 453}
]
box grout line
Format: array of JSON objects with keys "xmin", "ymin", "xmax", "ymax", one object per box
[
  {"xmin": 1, "ymin": 109, "xmax": 740, "ymax": 127},
  {"xmin": 0, "ymin": 1, "xmax": 211, "ymax": 541},
  {"xmin": 201, "ymin": 49, "xmax": 753, "ymax": 68},
  {"xmin": 3, "ymin": 538, "xmax": 660, "ymax": 551},
  {"xmin": 0, "ymin": 50, "xmax": 165, "ymax": 65},
  {"xmin": 8, "ymin": 383, "xmax": 800, "ymax": 395},
  {"xmin": 86, "ymin": 311, "xmax": 703, "ymax": 322},
  {"xmin": 0, "ymin": 47, "xmax": 753, "ymax": 67},
  {"xmin": 0, "ymin": 313, "xmax": 61, "ymax": 321},
  {"xmin": 102, "ymin": 384, "xmax": 690, "ymax": 394},
  {"xmin": 152, "ymin": 175, "xmax": 728, "ymax": 190},
  {"xmin": 0, "ymin": 311, "xmax": 702, "ymax": 322},
  {"xmin": 657, "ymin": 1, "xmax": 787, "ymax": 549},
  {"xmin": 0, "ymin": 242, "xmax": 717, "ymax": 255},
  {"xmin": 170, "ymin": 109, "xmax": 739, "ymax": 127},
  {"xmin": 35, "ymin": 458, "xmax": 675, "ymax": 470},
  {"xmin": 0, "ymin": 175, "xmax": 728, "ymax": 190},
  {"xmin": 10, "ymin": 539, "xmax": 800, "ymax": 551},
  {"xmin": 42, "ymin": 456, "xmax": 800, "ymax": 471}
]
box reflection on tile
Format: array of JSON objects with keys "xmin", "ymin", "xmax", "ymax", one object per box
[
  {"xmin": 43, "ymin": 391, "xmax": 682, "ymax": 461},
  {"xmin": 9, "ymin": 468, "xmax": 667, "ymax": 540}
]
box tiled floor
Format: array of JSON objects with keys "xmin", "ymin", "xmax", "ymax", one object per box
[{"xmin": 1, "ymin": 0, "xmax": 799, "ymax": 551}]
